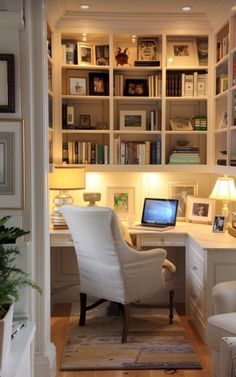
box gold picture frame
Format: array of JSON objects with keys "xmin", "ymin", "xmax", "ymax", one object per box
[
  {"xmin": 167, "ymin": 38, "xmax": 198, "ymax": 67},
  {"xmin": 77, "ymin": 42, "xmax": 95, "ymax": 66},
  {"xmin": 120, "ymin": 110, "xmax": 146, "ymax": 131},
  {"xmin": 170, "ymin": 118, "xmax": 193, "ymax": 131}
]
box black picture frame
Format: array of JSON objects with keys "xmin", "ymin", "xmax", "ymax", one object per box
[
  {"xmin": 0, "ymin": 54, "xmax": 15, "ymax": 113},
  {"xmin": 89, "ymin": 72, "xmax": 109, "ymax": 96},
  {"xmin": 124, "ymin": 79, "xmax": 148, "ymax": 97}
]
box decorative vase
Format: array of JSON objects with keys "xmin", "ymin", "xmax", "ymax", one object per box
[{"xmin": 0, "ymin": 304, "xmax": 13, "ymax": 370}]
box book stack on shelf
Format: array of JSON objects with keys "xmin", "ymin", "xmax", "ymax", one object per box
[
  {"xmin": 169, "ymin": 145, "xmax": 201, "ymax": 164},
  {"xmin": 166, "ymin": 71, "xmax": 208, "ymax": 97},
  {"xmin": 216, "ymin": 150, "xmax": 227, "ymax": 165},
  {"xmin": 61, "ymin": 40, "xmax": 77, "ymax": 64},
  {"xmin": 192, "ymin": 115, "xmax": 207, "ymax": 130},
  {"xmin": 114, "ymin": 138, "xmax": 161, "ymax": 165},
  {"xmin": 216, "ymin": 34, "xmax": 229, "ymax": 62},
  {"xmin": 62, "ymin": 141, "xmax": 109, "ymax": 164}
]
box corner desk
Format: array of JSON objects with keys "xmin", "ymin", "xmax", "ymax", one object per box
[{"xmin": 50, "ymin": 222, "xmax": 236, "ymax": 342}]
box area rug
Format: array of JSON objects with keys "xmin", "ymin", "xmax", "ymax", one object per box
[{"xmin": 61, "ymin": 302, "xmax": 202, "ymax": 371}]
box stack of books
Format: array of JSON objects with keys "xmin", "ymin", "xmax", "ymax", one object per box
[
  {"xmin": 169, "ymin": 145, "xmax": 201, "ymax": 164},
  {"xmin": 230, "ymin": 155, "xmax": 236, "ymax": 166},
  {"xmin": 216, "ymin": 151, "xmax": 227, "ymax": 165}
]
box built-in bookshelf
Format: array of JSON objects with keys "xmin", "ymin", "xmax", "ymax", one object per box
[
  {"xmin": 51, "ymin": 30, "xmax": 211, "ymax": 170},
  {"xmin": 213, "ymin": 9, "xmax": 236, "ymax": 169},
  {"xmin": 47, "ymin": 23, "xmax": 54, "ymax": 164}
]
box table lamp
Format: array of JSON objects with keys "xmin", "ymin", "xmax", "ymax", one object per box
[
  {"xmin": 49, "ymin": 166, "xmax": 85, "ymax": 228},
  {"xmin": 209, "ymin": 174, "xmax": 236, "ymax": 220}
]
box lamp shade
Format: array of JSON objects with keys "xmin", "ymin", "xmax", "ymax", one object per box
[
  {"xmin": 209, "ymin": 175, "xmax": 236, "ymax": 201},
  {"xmin": 49, "ymin": 167, "xmax": 85, "ymax": 190}
]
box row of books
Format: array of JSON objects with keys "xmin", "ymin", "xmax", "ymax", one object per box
[
  {"xmin": 169, "ymin": 145, "xmax": 201, "ymax": 164},
  {"xmin": 113, "ymin": 138, "xmax": 161, "ymax": 164},
  {"xmin": 216, "ymin": 74, "xmax": 228, "ymax": 95},
  {"xmin": 216, "ymin": 34, "xmax": 229, "ymax": 62},
  {"xmin": 192, "ymin": 116, "xmax": 207, "ymax": 131},
  {"xmin": 62, "ymin": 141, "xmax": 109, "ymax": 164},
  {"xmin": 166, "ymin": 72, "xmax": 208, "ymax": 97}
]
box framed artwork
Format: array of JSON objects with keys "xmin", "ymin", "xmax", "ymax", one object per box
[
  {"xmin": 170, "ymin": 118, "xmax": 193, "ymax": 131},
  {"xmin": 124, "ymin": 79, "xmax": 148, "ymax": 97},
  {"xmin": 79, "ymin": 114, "xmax": 90, "ymax": 127},
  {"xmin": 212, "ymin": 216, "xmax": 226, "ymax": 233},
  {"xmin": 95, "ymin": 44, "xmax": 109, "ymax": 66},
  {"xmin": 168, "ymin": 182, "xmax": 198, "ymax": 220},
  {"xmin": 89, "ymin": 72, "xmax": 109, "ymax": 95},
  {"xmin": 120, "ymin": 110, "xmax": 146, "ymax": 131},
  {"xmin": 0, "ymin": 54, "xmax": 15, "ymax": 113},
  {"xmin": 166, "ymin": 38, "xmax": 198, "ymax": 67},
  {"xmin": 77, "ymin": 42, "xmax": 95, "ymax": 65},
  {"xmin": 137, "ymin": 37, "xmax": 159, "ymax": 61},
  {"xmin": 69, "ymin": 77, "xmax": 86, "ymax": 95},
  {"xmin": 186, "ymin": 196, "xmax": 214, "ymax": 224},
  {"xmin": 107, "ymin": 186, "xmax": 135, "ymax": 220},
  {"xmin": 0, "ymin": 119, "xmax": 24, "ymax": 209}
]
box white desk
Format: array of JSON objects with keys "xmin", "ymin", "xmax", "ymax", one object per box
[{"xmin": 50, "ymin": 222, "xmax": 236, "ymax": 342}]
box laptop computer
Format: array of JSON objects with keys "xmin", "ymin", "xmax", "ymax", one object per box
[{"xmin": 133, "ymin": 198, "xmax": 178, "ymax": 231}]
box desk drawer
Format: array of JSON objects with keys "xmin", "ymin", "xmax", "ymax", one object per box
[
  {"xmin": 188, "ymin": 240, "xmax": 204, "ymax": 285},
  {"xmin": 138, "ymin": 233, "xmax": 186, "ymax": 248},
  {"xmin": 189, "ymin": 275, "xmax": 204, "ymax": 318}
]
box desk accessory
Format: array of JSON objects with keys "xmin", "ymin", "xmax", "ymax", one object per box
[{"xmin": 83, "ymin": 192, "xmax": 101, "ymax": 206}]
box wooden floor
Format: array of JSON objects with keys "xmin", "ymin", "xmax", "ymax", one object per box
[{"xmin": 51, "ymin": 304, "xmax": 212, "ymax": 377}]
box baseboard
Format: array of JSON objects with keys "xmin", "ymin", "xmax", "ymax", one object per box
[{"xmin": 34, "ymin": 342, "xmax": 56, "ymax": 377}]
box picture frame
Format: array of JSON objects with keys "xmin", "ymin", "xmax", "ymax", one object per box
[
  {"xmin": 137, "ymin": 37, "xmax": 159, "ymax": 61},
  {"xmin": 89, "ymin": 72, "xmax": 109, "ymax": 95},
  {"xmin": 168, "ymin": 182, "xmax": 198, "ymax": 220},
  {"xmin": 166, "ymin": 38, "xmax": 198, "ymax": 67},
  {"xmin": 124, "ymin": 79, "xmax": 148, "ymax": 96},
  {"xmin": 186, "ymin": 196, "xmax": 215, "ymax": 224},
  {"xmin": 77, "ymin": 42, "xmax": 95, "ymax": 66},
  {"xmin": 107, "ymin": 186, "xmax": 135, "ymax": 220},
  {"xmin": 79, "ymin": 114, "xmax": 91, "ymax": 127},
  {"xmin": 0, "ymin": 54, "xmax": 15, "ymax": 113},
  {"xmin": 95, "ymin": 44, "xmax": 109, "ymax": 66},
  {"xmin": 212, "ymin": 215, "xmax": 226, "ymax": 233},
  {"xmin": 0, "ymin": 119, "xmax": 24, "ymax": 209},
  {"xmin": 170, "ymin": 118, "xmax": 193, "ymax": 131},
  {"xmin": 69, "ymin": 77, "xmax": 86, "ymax": 95},
  {"xmin": 120, "ymin": 110, "xmax": 146, "ymax": 131}
]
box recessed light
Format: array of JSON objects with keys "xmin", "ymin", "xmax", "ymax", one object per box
[
  {"xmin": 182, "ymin": 5, "xmax": 192, "ymax": 11},
  {"xmin": 80, "ymin": 4, "xmax": 90, "ymax": 10}
]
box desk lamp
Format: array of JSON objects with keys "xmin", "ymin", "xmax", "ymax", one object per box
[
  {"xmin": 49, "ymin": 166, "xmax": 85, "ymax": 228},
  {"xmin": 209, "ymin": 175, "xmax": 236, "ymax": 221}
]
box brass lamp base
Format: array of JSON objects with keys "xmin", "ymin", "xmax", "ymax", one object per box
[{"xmin": 83, "ymin": 192, "xmax": 101, "ymax": 206}]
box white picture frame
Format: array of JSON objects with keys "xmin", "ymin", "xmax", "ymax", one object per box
[
  {"xmin": 107, "ymin": 186, "xmax": 135, "ymax": 220},
  {"xmin": 0, "ymin": 119, "xmax": 24, "ymax": 209},
  {"xmin": 168, "ymin": 183, "xmax": 198, "ymax": 220},
  {"xmin": 120, "ymin": 110, "xmax": 146, "ymax": 131},
  {"xmin": 77, "ymin": 42, "xmax": 95, "ymax": 66},
  {"xmin": 166, "ymin": 38, "xmax": 198, "ymax": 67},
  {"xmin": 69, "ymin": 77, "xmax": 86, "ymax": 95},
  {"xmin": 186, "ymin": 196, "xmax": 215, "ymax": 224},
  {"xmin": 212, "ymin": 215, "xmax": 226, "ymax": 233}
]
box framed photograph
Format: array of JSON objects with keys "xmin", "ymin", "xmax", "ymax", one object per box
[
  {"xmin": 137, "ymin": 37, "xmax": 159, "ymax": 61},
  {"xmin": 0, "ymin": 54, "xmax": 15, "ymax": 113},
  {"xmin": 77, "ymin": 42, "xmax": 95, "ymax": 66},
  {"xmin": 107, "ymin": 186, "xmax": 135, "ymax": 220},
  {"xmin": 166, "ymin": 38, "xmax": 198, "ymax": 67},
  {"xmin": 95, "ymin": 45, "xmax": 109, "ymax": 66},
  {"xmin": 124, "ymin": 79, "xmax": 148, "ymax": 96},
  {"xmin": 170, "ymin": 118, "xmax": 193, "ymax": 131},
  {"xmin": 0, "ymin": 119, "xmax": 24, "ymax": 209},
  {"xmin": 69, "ymin": 77, "xmax": 86, "ymax": 95},
  {"xmin": 79, "ymin": 114, "xmax": 90, "ymax": 127},
  {"xmin": 120, "ymin": 110, "xmax": 146, "ymax": 131},
  {"xmin": 186, "ymin": 196, "xmax": 215, "ymax": 224},
  {"xmin": 212, "ymin": 216, "xmax": 226, "ymax": 233},
  {"xmin": 89, "ymin": 72, "xmax": 109, "ymax": 95},
  {"xmin": 168, "ymin": 182, "xmax": 198, "ymax": 220}
]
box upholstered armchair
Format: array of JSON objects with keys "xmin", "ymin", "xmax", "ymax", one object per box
[
  {"xmin": 207, "ymin": 281, "xmax": 236, "ymax": 377},
  {"xmin": 61, "ymin": 205, "xmax": 176, "ymax": 343}
]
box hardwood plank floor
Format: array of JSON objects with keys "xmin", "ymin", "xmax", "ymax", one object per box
[{"xmin": 51, "ymin": 304, "xmax": 212, "ymax": 377}]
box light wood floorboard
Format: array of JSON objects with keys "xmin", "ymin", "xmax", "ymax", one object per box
[{"xmin": 51, "ymin": 304, "xmax": 212, "ymax": 377}]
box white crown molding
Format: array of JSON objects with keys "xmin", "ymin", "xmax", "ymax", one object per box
[
  {"xmin": 207, "ymin": 0, "xmax": 235, "ymax": 28},
  {"xmin": 46, "ymin": 0, "xmax": 64, "ymax": 30},
  {"xmin": 0, "ymin": 10, "xmax": 24, "ymax": 28}
]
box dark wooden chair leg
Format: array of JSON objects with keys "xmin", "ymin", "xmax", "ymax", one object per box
[
  {"xmin": 122, "ymin": 303, "xmax": 131, "ymax": 343},
  {"xmin": 79, "ymin": 292, "xmax": 87, "ymax": 326},
  {"xmin": 169, "ymin": 289, "xmax": 174, "ymax": 324}
]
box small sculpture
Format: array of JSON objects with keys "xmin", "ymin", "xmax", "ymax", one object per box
[{"xmin": 115, "ymin": 47, "xmax": 130, "ymax": 66}]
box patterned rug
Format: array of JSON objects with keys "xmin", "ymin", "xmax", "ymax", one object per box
[{"xmin": 61, "ymin": 302, "xmax": 202, "ymax": 371}]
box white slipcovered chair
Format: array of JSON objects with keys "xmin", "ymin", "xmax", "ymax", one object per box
[
  {"xmin": 207, "ymin": 281, "xmax": 236, "ymax": 377},
  {"xmin": 61, "ymin": 205, "xmax": 176, "ymax": 343}
]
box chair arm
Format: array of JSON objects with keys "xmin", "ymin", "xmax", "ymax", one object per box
[
  {"xmin": 220, "ymin": 337, "xmax": 236, "ymax": 377},
  {"xmin": 213, "ymin": 281, "xmax": 236, "ymax": 314}
]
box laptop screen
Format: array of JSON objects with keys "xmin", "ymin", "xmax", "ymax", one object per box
[{"xmin": 141, "ymin": 198, "xmax": 179, "ymax": 227}]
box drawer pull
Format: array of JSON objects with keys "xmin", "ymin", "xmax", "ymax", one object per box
[{"xmin": 192, "ymin": 265, "xmax": 198, "ymax": 271}]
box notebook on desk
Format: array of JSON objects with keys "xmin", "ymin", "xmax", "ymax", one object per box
[{"xmin": 132, "ymin": 198, "xmax": 178, "ymax": 231}]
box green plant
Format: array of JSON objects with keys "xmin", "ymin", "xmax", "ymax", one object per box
[{"xmin": 0, "ymin": 216, "xmax": 42, "ymax": 319}]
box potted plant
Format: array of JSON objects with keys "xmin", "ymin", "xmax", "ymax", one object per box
[{"xmin": 0, "ymin": 216, "xmax": 42, "ymax": 370}]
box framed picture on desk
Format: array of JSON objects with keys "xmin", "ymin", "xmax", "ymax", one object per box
[
  {"xmin": 186, "ymin": 196, "xmax": 214, "ymax": 224},
  {"xmin": 168, "ymin": 182, "xmax": 198, "ymax": 220}
]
